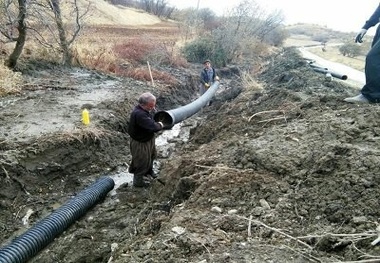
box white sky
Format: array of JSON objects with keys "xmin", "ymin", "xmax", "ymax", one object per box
[{"xmin": 167, "ymin": 0, "xmax": 380, "ymax": 34}]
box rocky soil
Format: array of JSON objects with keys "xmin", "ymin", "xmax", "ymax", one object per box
[{"xmin": 1, "ymin": 47, "xmax": 380, "ymax": 263}]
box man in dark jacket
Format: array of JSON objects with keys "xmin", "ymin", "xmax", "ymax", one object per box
[
  {"xmin": 128, "ymin": 92, "xmax": 163, "ymax": 187},
  {"xmin": 345, "ymin": 3, "xmax": 380, "ymax": 103},
  {"xmin": 199, "ymin": 59, "xmax": 219, "ymax": 105}
]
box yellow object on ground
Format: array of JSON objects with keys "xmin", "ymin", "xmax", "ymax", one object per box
[{"xmin": 82, "ymin": 109, "xmax": 90, "ymax": 125}]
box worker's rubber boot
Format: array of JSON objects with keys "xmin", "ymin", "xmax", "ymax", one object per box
[
  {"xmin": 344, "ymin": 94, "xmax": 369, "ymax": 103},
  {"xmin": 133, "ymin": 175, "xmax": 151, "ymax": 188}
]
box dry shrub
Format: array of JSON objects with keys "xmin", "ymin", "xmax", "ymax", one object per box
[
  {"xmin": 73, "ymin": 40, "xmax": 183, "ymax": 83},
  {"xmin": 251, "ymin": 41, "xmax": 272, "ymax": 57},
  {"xmin": 32, "ymin": 47, "xmax": 61, "ymax": 63},
  {"xmin": 40, "ymin": 126, "xmax": 114, "ymax": 145},
  {"xmin": 73, "ymin": 43, "xmax": 118, "ymax": 72},
  {"xmin": 170, "ymin": 54, "xmax": 188, "ymax": 68},
  {"xmin": 62, "ymin": 126, "xmax": 113, "ymax": 144},
  {"xmin": 118, "ymin": 66, "xmax": 178, "ymax": 85},
  {"xmin": 241, "ymin": 71, "xmax": 263, "ymax": 92},
  {"xmin": 0, "ymin": 62, "xmax": 23, "ymax": 97},
  {"xmin": 18, "ymin": 41, "xmax": 63, "ymax": 63},
  {"xmin": 114, "ymin": 37, "xmax": 188, "ymax": 67},
  {"xmin": 238, "ymin": 39, "xmax": 272, "ymax": 70},
  {"xmin": 144, "ymin": 41, "xmax": 188, "ymax": 67},
  {"xmin": 114, "ymin": 37, "xmax": 154, "ymax": 64}
]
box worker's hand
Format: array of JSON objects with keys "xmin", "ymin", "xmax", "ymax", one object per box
[
  {"xmin": 355, "ymin": 29, "xmax": 367, "ymax": 43},
  {"xmin": 215, "ymin": 76, "xmax": 220, "ymax": 81},
  {"xmin": 205, "ymin": 83, "xmax": 210, "ymax": 88}
]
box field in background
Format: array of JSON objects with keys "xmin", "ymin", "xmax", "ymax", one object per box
[
  {"xmin": 286, "ymin": 35, "xmax": 366, "ymax": 72},
  {"xmin": 284, "ymin": 35, "xmax": 322, "ymax": 47},
  {"xmin": 0, "ymin": 2, "xmax": 368, "ymax": 97},
  {"xmin": 307, "ymin": 46, "xmax": 366, "ymax": 72}
]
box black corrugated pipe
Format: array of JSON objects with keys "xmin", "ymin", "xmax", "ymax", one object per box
[
  {"xmin": 0, "ymin": 176, "xmax": 115, "ymax": 263},
  {"xmin": 154, "ymin": 81, "xmax": 220, "ymax": 129},
  {"xmin": 309, "ymin": 62, "xmax": 348, "ymax": 80}
]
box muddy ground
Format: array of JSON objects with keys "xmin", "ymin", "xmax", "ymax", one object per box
[{"xmin": 1, "ymin": 47, "xmax": 380, "ymax": 263}]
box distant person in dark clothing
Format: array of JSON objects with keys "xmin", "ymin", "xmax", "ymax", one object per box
[
  {"xmin": 128, "ymin": 92, "xmax": 163, "ymax": 187},
  {"xmin": 345, "ymin": 3, "xmax": 380, "ymax": 103},
  {"xmin": 199, "ymin": 59, "xmax": 219, "ymax": 105}
]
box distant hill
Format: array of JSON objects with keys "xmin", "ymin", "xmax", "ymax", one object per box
[
  {"xmin": 286, "ymin": 23, "xmax": 353, "ymax": 42},
  {"xmin": 65, "ymin": 0, "xmax": 162, "ymax": 26}
]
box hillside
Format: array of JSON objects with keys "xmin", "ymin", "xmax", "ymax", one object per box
[{"xmin": 68, "ymin": 0, "xmax": 162, "ymax": 26}]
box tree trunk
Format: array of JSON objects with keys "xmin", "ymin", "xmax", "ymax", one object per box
[
  {"xmin": 51, "ymin": 0, "xmax": 72, "ymax": 66},
  {"xmin": 5, "ymin": 0, "xmax": 27, "ymax": 69}
]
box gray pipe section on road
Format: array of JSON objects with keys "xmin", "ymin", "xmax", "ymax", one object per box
[
  {"xmin": 0, "ymin": 176, "xmax": 115, "ymax": 263},
  {"xmin": 309, "ymin": 62, "xmax": 348, "ymax": 80},
  {"xmin": 154, "ymin": 81, "xmax": 220, "ymax": 129}
]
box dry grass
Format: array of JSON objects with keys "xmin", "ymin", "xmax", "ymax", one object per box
[
  {"xmin": 0, "ymin": 62, "xmax": 23, "ymax": 97},
  {"xmin": 72, "ymin": 34, "xmax": 187, "ymax": 82},
  {"xmin": 114, "ymin": 36, "xmax": 187, "ymax": 67},
  {"xmin": 74, "ymin": 43, "xmax": 119, "ymax": 72},
  {"xmin": 76, "ymin": 0, "xmax": 161, "ymax": 26},
  {"xmin": 284, "ymin": 36, "xmax": 322, "ymax": 48},
  {"xmin": 117, "ymin": 66, "xmax": 179, "ymax": 85},
  {"xmin": 62, "ymin": 126, "xmax": 114, "ymax": 143},
  {"xmin": 241, "ymin": 71, "xmax": 263, "ymax": 92},
  {"xmin": 39, "ymin": 126, "xmax": 115, "ymax": 145}
]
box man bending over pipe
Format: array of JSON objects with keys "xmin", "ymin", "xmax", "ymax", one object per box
[{"xmin": 128, "ymin": 92, "xmax": 163, "ymax": 187}]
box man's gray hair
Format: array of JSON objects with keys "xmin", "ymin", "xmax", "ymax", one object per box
[{"xmin": 138, "ymin": 92, "xmax": 156, "ymax": 105}]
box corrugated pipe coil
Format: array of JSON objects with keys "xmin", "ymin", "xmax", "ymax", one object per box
[{"xmin": 0, "ymin": 176, "xmax": 115, "ymax": 263}]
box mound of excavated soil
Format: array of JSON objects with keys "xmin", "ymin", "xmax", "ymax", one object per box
[{"xmin": 1, "ymin": 45, "xmax": 380, "ymax": 263}]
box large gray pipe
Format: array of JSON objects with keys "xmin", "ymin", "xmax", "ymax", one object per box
[
  {"xmin": 0, "ymin": 176, "xmax": 115, "ymax": 263},
  {"xmin": 154, "ymin": 81, "xmax": 220, "ymax": 129},
  {"xmin": 309, "ymin": 63, "xmax": 348, "ymax": 80}
]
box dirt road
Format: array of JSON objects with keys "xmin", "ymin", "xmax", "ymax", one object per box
[{"xmin": 300, "ymin": 48, "xmax": 365, "ymax": 87}]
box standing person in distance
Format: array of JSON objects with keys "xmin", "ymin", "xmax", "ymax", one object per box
[
  {"xmin": 199, "ymin": 59, "xmax": 219, "ymax": 105},
  {"xmin": 128, "ymin": 92, "xmax": 164, "ymax": 187},
  {"xmin": 345, "ymin": 4, "xmax": 380, "ymax": 103}
]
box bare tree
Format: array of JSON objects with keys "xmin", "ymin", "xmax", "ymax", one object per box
[
  {"xmin": 0, "ymin": 0, "xmax": 27, "ymax": 69},
  {"xmin": 30, "ymin": 0, "xmax": 90, "ymax": 66},
  {"xmin": 49, "ymin": 0, "xmax": 70, "ymax": 65},
  {"xmin": 224, "ymin": 0, "xmax": 284, "ymax": 40},
  {"xmin": 0, "ymin": 0, "xmax": 90, "ymax": 68},
  {"xmin": 212, "ymin": 0, "xmax": 285, "ymax": 64},
  {"xmin": 47, "ymin": 0, "xmax": 89, "ymax": 66}
]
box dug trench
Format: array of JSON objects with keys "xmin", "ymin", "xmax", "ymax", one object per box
[
  {"xmin": 1, "ymin": 48, "xmax": 380, "ymax": 262},
  {"xmin": 0, "ymin": 60, "xmax": 240, "ymax": 262}
]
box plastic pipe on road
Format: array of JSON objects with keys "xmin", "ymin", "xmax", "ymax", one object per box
[
  {"xmin": 0, "ymin": 176, "xmax": 115, "ymax": 263},
  {"xmin": 309, "ymin": 63, "xmax": 348, "ymax": 80},
  {"xmin": 154, "ymin": 81, "xmax": 220, "ymax": 129}
]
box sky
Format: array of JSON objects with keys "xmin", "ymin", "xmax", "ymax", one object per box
[{"xmin": 167, "ymin": 0, "xmax": 380, "ymax": 34}]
